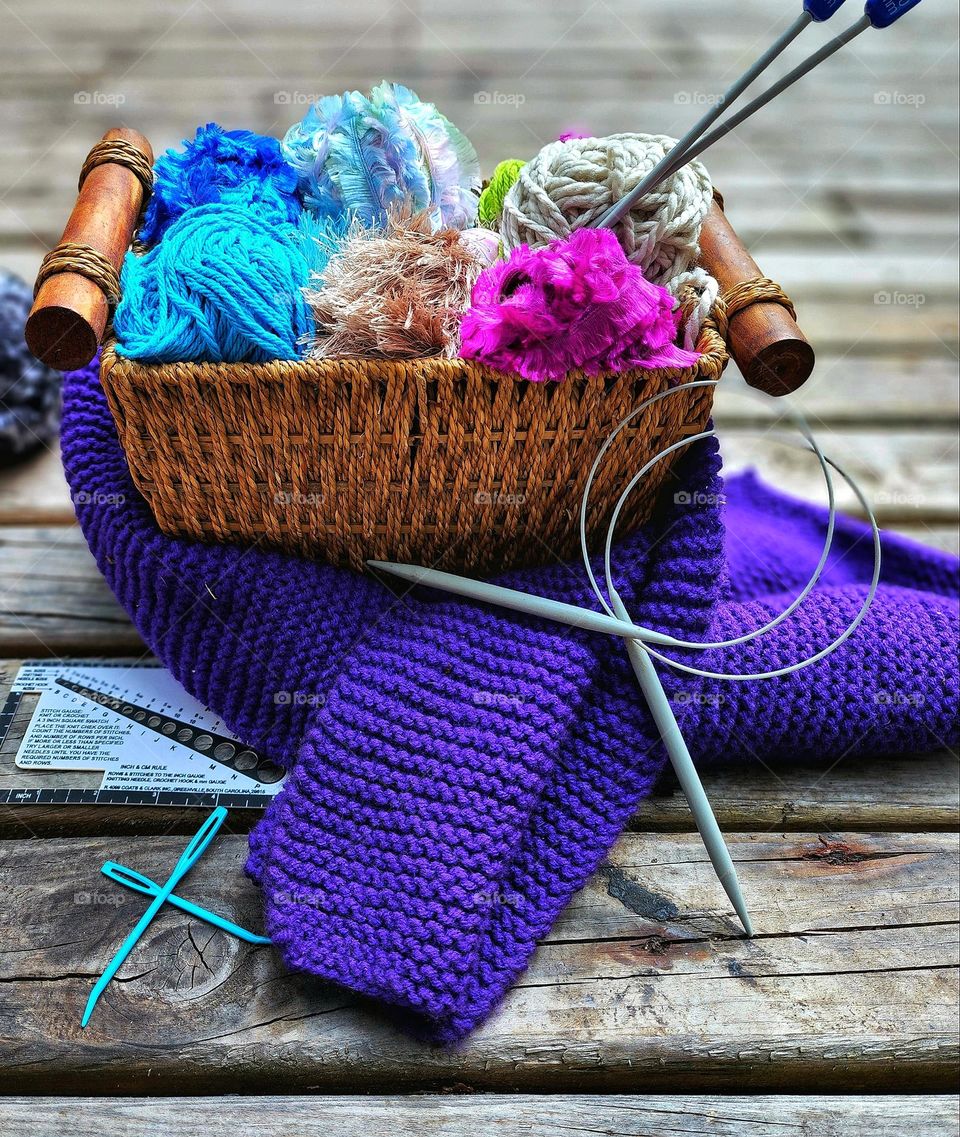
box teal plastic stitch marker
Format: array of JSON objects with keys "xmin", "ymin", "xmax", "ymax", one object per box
[{"xmin": 81, "ymin": 807, "xmax": 269, "ymax": 1027}]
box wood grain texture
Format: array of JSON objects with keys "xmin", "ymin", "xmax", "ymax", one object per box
[
  {"xmin": 0, "ymin": 831, "xmax": 954, "ymax": 1094},
  {"xmin": 0, "ymin": 1095, "xmax": 957, "ymax": 1137}
]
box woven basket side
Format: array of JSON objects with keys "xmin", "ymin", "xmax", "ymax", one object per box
[{"xmin": 99, "ymin": 318, "xmax": 727, "ymax": 573}]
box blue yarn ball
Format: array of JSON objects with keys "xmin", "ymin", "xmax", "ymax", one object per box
[
  {"xmin": 0, "ymin": 269, "xmax": 61, "ymax": 465},
  {"xmin": 114, "ymin": 203, "xmax": 314, "ymax": 364},
  {"xmin": 140, "ymin": 123, "xmax": 302, "ymax": 246}
]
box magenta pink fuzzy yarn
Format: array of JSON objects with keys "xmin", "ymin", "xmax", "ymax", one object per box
[{"xmin": 459, "ymin": 228, "xmax": 699, "ymax": 382}]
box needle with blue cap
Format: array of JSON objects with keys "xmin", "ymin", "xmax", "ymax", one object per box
[
  {"xmin": 370, "ymin": 387, "xmax": 882, "ymax": 938},
  {"xmin": 81, "ymin": 807, "xmax": 269, "ymax": 1027},
  {"xmin": 597, "ymin": 0, "xmax": 926, "ymax": 229}
]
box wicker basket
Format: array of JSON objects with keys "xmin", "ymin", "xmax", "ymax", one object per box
[
  {"xmin": 29, "ymin": 132, "xmax": 808, "ymax": 577},
  {"xmin": 98, "ymin": 310, "xmax": 728, "ymax": 575}
]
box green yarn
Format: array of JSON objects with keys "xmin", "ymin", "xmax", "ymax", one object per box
[{"xmin": 477, "ymin": 159, "xmax": 525, "ymax": 227}]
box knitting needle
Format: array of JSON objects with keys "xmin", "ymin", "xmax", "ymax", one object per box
[
  {"xmin": 607, "ymin": 587, "xmax": 753, "ymax": 936},
  {"xmin": 81, "ymin": 807, "xmax": 229, "ymax": 1027},
  {"xmin": 596, "ymin": 0, "xmax": 851, "ymax": 230},
  {"xmin": 366, "ymin": 560, "xmax": 684, "ymax": 647},
  {"xmin": 101, "ymin": 860, "xmax": 272, "ymax": 945},
  {"xmin": 651, "ymin": 0, "xmax": 924, "ymax": 190},
  {"xmin": 370, "ymin": 559, "xmax": 754, "ymax": 935},
  {"xmin": 598, "ymin": 0, "xmax": 925, "ymax": 225}
]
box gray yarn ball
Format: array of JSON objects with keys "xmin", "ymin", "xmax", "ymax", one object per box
[{"xmin": 0, "ymin": 269, "xmax": 62, "ymax": 465}]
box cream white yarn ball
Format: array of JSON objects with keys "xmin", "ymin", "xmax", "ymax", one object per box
[{"xmin": 499, "ymin": 133, "xmax": 713, "ymax": 294}]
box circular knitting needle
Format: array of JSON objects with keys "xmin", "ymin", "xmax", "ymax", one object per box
[
  {"xmin": 371, "ymin": 389, "xmax": 882, "ymax": 938},
  {"xmin": 366, "ymin": 561, "xmax": 684, "ymax": 646},
  {"xmin": 607, "ymin": 586, "xmax": 753, "ymax": 935},
  {"xmin": 372, "ymin": 555, "xmax": 755, "ymax": 932}
]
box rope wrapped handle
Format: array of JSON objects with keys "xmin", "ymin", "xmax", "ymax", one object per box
[
  {"xmin": 26, "ymin": 128, "xmax": 154, "ymax": 371},
  {"xmin": 699, "ymin": 193, "xmax": 813, "ymax": 395},
  {"xmin": 26, "ymin": 129, "xmax": 811, "ymax": 392}
]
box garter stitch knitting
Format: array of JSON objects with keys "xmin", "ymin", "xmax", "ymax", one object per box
[{"xmin": 61, "ymin": 356, "xmax": 959, "ymax": 1041}]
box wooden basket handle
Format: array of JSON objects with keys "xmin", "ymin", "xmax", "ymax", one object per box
[
  {"xmin": 26, "ymin": 128, "xmax": 153, "ymax": 371},
  {"xmin": 698, "ymin": 193, "xmax": 814, "ymax": 395}
]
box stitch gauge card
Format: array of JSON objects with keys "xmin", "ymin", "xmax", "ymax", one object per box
[{"xmin": 1, "ymin": 661, "xmax": 285, "ymax": 807}]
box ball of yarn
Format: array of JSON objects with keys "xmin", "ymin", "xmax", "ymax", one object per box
[
  {"xmin": 140, "ymin": 123, "xmax": 301, "ymax": 246},
  {"xmin": 115, "ymin": 204, "xmax": 313, "ymax": 364},
  {"xmin": 499, "ymin": 134, "xmax": 712, "ymax": 292},
  {"xmin": 477, "ymin": 159, "xmax": 525, "ymax": 227},
  {"xmin": 283, "ymin": 82, "xmax": 481, "ymax": 232},
  {"xmin": 460, "ymin": 228, "xmax": 699, "ymax": 382},
  {"xmin": 306, "ymin": 213, "xmax": 484, "ymax": 360},
  {"xmin": 0, "ymin": 269, "xmax": 61, "ymax": 464}
]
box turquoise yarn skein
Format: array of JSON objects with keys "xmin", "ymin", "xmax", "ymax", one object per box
[{"xmin": 114, "ymin": 203, "xmax": 313, "ymax": 364}]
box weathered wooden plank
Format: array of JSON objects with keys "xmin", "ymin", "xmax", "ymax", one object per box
[
  {"xmin": 891, "ymin": 524, "xmax": 960, "ymax": 557},
  {"xmin": 721, "ymin": 429, "xmax": 959, "ymax": 522},
  {"xmin": 0, "ymin": 1095, "xmax": 957, "ymax": 1137},
  {"xmin": 0, "ymin": 526, "xmax": 144, "ymax": 655},
  {"xmin": 0, "ymin": 831, "xmax": 954, "ymax": 1093},
  {"xmin": 714, "ymin": 357, "xmax": 960, "ymax": 426}
]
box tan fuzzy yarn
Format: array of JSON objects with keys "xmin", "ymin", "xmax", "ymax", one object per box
[{"xmin": 306, "ymin": 213, "xmax": 484, "ymax": 360}]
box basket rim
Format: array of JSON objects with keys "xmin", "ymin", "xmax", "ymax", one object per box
[{"xmin": 99, "ymin": 318, "xmax": 729, "ymax": 388}]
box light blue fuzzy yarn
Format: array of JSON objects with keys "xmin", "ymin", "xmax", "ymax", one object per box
[{"xmin": 114, "ymin": 203, "xmax": 314, "ymax": 364}]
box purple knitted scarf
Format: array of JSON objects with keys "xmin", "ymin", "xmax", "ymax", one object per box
[{"xmin": 61, "ymin": 358, "xmax": 959, "ymax": 1041}]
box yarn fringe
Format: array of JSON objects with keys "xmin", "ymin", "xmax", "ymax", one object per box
[{"xmin": 306, "ymin": 212, "xmax": 487, "ymax": 360}]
